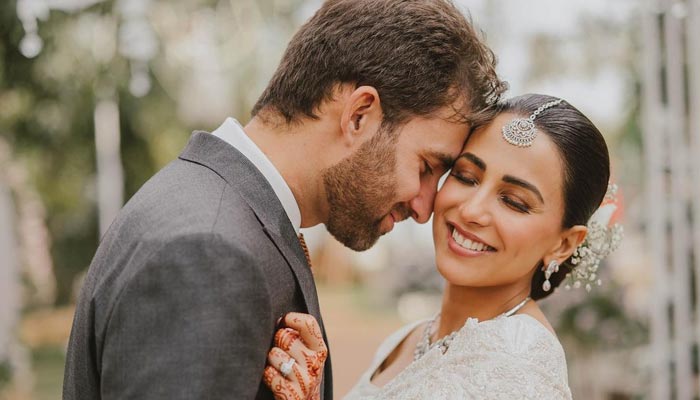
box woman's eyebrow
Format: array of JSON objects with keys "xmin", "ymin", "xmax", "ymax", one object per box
[
  {"xmin": 502, "ymin": 175, "xmax": 545, "ymax": 204},
  {"xmin": 457, "ymin": 152, "xmax": 486, "ymax": 171}
]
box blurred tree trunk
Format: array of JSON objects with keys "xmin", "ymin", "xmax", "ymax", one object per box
[
  {"xmin": 0, "ymin": 181, "xmax": 18, "ymax": 392},
  {"xmin": 0, "ymin": 182, "xmax": 32, "ymax": 397},
  {"xmin": 94, "ymin": 96, "xmax": 124, "ymax": 237}
]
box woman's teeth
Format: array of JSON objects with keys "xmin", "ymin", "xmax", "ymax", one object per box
[{"xmin": 451, "ymin": 228, "xmax": 492, "ymax": 252}]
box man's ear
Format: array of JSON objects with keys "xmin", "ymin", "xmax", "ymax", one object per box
[
  {"xmin": 339, "ymin": 86, "xmax": 382, "ymax": 147},
  {"xmin": 543, "ymin": 225, "xmax": 587, "ymax": 265}
]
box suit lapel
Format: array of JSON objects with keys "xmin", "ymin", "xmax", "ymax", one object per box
[
  {"xmin": 261, "ymin": 227, "xmax": 321, "ymax": 318},
  {"xmin": 179, "ymin": 131, "xmax": 333, "ymax": 398},
  {"xmin": 264, "ymin": 226, "xmax": 331, "ymax": 398},
  {"xmin": 178, "ymin": 131, "xmax": 321, "ymax": 320}
]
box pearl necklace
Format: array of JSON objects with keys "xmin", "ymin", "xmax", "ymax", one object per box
[{"xmin": 413, "ymin": 297, "xmax": 532, "ymax": 361}]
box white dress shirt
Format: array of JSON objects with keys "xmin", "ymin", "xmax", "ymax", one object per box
[{"xmin": 211, "ymin": 118, "xmax": 301, "ymax": 234}]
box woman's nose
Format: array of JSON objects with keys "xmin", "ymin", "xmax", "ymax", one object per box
[{"xmin": 458, "ymin": 190, "xmax": 492, "ymax": 226}]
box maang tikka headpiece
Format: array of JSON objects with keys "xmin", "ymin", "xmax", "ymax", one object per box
[{"xmin": 502, "ymin": 99, "xmax": 564, "ymax": 147}]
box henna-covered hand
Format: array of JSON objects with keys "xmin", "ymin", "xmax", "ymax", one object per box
[{"xmin": 263, "ymin": 313, "xmax": 328, "ymax": 400}]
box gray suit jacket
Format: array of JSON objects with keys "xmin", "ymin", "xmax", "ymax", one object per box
[{"xmin": 63, "ymin": 131, "xmax": 332, "ymax": 399}]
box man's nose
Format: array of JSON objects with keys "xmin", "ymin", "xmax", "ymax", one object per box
[{"xmin": 408, "ymin": 180, "xmax": 439, "ymax": 224}]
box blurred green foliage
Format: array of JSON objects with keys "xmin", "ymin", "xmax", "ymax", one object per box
[
  {"xmin": 557, "ymin": 291, "xmax": 648, "ymax": 350},
  {"xmin": 32, "ymin": 347, "xmax": 66, "ymax": 400},
  {"xmin": 0, "ymin": 0, "xmax": 188, "ymax": 305},
  {"xmin": 0, "ymin": 360, "xmax": 10, "ymax": 389},
  {"xmin": 1, "ymin": 0, "xmax": 308, "ymax": 306}
]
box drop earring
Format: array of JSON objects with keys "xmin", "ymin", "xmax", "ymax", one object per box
[{"xmin": 542, "ymin": 260, "xmax": 559, "ymax": 292}]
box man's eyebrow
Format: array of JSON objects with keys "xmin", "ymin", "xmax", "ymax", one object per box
[
  {"xmin": 457, "ymin": 152, "xmax": 486, "ymax": 171},
  {"xmin": 428, "ymin": 151, "xmax": 456, "ymax": 170},
  {"xmin": 502, "ymin": 175, "xmax": 545, "ymax": 203}
]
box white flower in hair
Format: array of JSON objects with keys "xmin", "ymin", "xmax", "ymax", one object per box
[
  {"xmin": 590, "ymin": 203, "xmax": 616, "ymax": 229},
  {"xmin": 565, "ymin": 184, "xmax": 624, "ymax": 292}
]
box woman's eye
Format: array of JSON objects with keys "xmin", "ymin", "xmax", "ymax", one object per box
[
  {"xmin": 501, "ymin": 195, "xmax": 530, "ymax": 213},
  {"xmin": 450, "ymin": 172, "xmax": 478, "ymax": 186}
]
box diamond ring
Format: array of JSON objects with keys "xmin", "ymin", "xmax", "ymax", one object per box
[{"xmin": 279, "ymin": 358, "xmax": 296, "ymax": 378}]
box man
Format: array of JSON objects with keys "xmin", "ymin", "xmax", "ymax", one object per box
[{"xmin": 63, "ymin": 0, "xmax": 505, "ymax": 398}]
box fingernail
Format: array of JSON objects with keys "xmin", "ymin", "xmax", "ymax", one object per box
[
  {"xmin": 276, "ymin": 313, "xmax": 288, "ymax": 327},
  {"xmin": 286, "ymin": 327, "xmax": 300, "ymax": 336}
]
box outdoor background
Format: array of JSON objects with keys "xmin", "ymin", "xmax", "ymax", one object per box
[{"xmin": 0, "ymin": 0, "xmax": 695, "ymax": 399}]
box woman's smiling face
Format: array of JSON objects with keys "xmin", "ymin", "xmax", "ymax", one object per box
[{"xmin": 433, "ymin": 112, "xmax": 578, "ymax": 290}]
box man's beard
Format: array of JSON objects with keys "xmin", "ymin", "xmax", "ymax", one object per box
[{"xmin": 322, "ymin": 127, "xmax": 411, "ymax": 251}]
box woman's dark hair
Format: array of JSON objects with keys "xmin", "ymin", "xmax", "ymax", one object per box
[{"xmin": 498, "ymin": 94, "xmax": 610, "ymax": 300}]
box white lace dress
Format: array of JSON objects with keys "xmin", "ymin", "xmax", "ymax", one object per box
[{"xmin": 344, "ymin": 314, "xmax": 572, "ymax": 400}]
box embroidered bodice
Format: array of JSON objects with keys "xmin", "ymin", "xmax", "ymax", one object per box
[{"xmin": 344, "ymin": 314, "xmax": 572, "ymax": 400}]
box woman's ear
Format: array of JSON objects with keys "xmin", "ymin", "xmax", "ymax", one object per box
[
  {"xmin": 544, "ymin": 225, "xmax": 587, "ymax": 265},
  {"xmin": 339, "ymin": 86, "xmax": 382, "ymax": 147}
]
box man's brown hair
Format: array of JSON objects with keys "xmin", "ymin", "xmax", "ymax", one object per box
[{"xmin": 252, "ymin": 0, "xmax": 507, "ymax": 129}]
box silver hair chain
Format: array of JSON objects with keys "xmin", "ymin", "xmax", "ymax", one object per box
[{"xmin": 528, "ymin": 99, "xmax": 564, "ymax": 121}]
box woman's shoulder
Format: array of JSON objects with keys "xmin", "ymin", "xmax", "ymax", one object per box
[
  {"xmin": 450, "ymin": 313, "xmax": 566, "ymax": 362},
  {"xmin": 504, "ymin": 314, "xmax": 564, "ymax": 354},
  {"xmin": 438, "ymin": 315, "xmax": 571, "ymax": 399},
  {"xmin": 372, "ymin": 315, "xmax": 572, "ymax": 400}
]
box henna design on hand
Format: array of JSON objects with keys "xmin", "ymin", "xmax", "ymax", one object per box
[
  {"xmin": 311, "ymin": 382, "xmax": 321, "ymax": 400},
  {"xmin": 292, "ymin": 364, "xmax": 308, "ymax": 397},
  {"xmin": 305, "ymin": 318, "xmax": 324, "ymax": 344},
  {"xmin": 301, "ymin": 349, "xmax": 323, "ymax": 380},
  {"xmin": 263, "ymin": 367, "xmax": 277, "ymax": 388},
  {"xmin": 316, "ymin": 348, "xmax": 328, "ymax": 363},
  {"xmin": 274, "ymin": 380, "xmax": 302, "ymax": 400},
  {"xmin": 264, "ymin": 366, "xmax": 303, "ymax": 400},
  {"xmin": 269, "ymin": 314, "xmax": 328, "ymax": 400},
  {"xmin": 275, "ymin": 328, "xmax": 301, "ymax": 352}
]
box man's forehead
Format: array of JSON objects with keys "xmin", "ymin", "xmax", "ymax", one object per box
[{"xmin": 428, "ymin": 126, "xmax": 468, "ymax": 160}]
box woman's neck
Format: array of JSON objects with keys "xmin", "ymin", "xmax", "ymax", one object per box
[{"xmin": 435, "ymin": 283, "xmax": 532, "ymax": 339}]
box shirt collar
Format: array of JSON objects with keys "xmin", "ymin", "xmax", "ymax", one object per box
[{"xmin": 211, "ymin": 118, "xmax": 301, "ymax": 234}]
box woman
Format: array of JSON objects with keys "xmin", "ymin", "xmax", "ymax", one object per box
[{"xmin": 262, "ymin": 94, "xmax": 621, "ymax": 399}]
